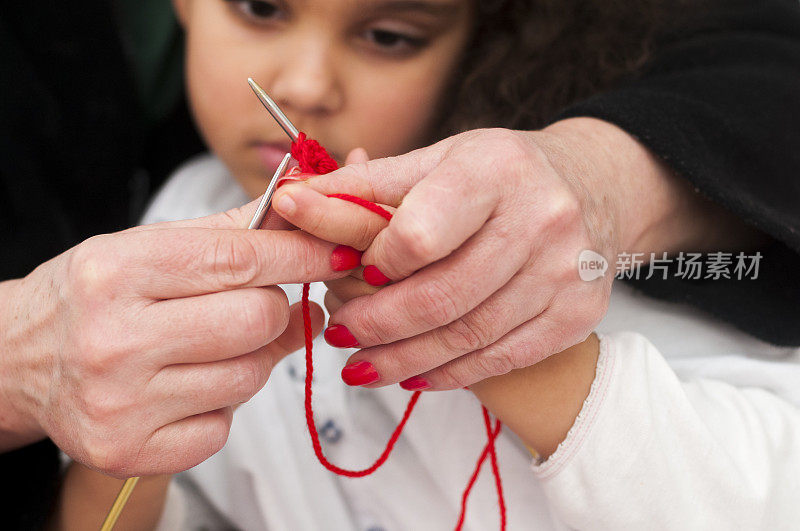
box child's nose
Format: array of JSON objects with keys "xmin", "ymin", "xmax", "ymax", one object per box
[{"xmin": 269, "ymin": 42, "xmax": 342, "ymax": 118}]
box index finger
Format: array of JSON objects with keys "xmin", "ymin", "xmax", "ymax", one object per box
[
  {"xmin": 103, "ymin": 227, "xmax": 346, "ymax": 299},
  {"xmin": 292, "ymin": 135, "xmax": 455, "ymax": 206},
  {"xmin": 131, "ymin": 194, "xmax": 292, "ymax": 232}
]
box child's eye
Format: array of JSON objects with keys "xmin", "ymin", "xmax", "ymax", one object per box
[
  {"xmin": 364, "ymin": 28, "xmax": 426, "ymax": 54},
  {"xmin": 226, "ymin": 0, "xmax": 281, "ymax": 22}
]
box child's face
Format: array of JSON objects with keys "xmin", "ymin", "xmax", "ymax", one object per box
[{"xmin": 175, "ymin": 0, "xmax": 473, "ymax": 197}]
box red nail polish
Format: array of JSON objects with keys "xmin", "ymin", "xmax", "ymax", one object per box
[
  {"xmin": 324, "ymin": 325, "xmax": 360, "ymax": 348},
  {"xmin": 400, "ymin": 376, "xmax": 431, "ymax": 391},
  {"xmin": 363, "ymin": 265, "xmax": 391, "ymax": 286},
  {"xmin": 341, "ymin": 360, "xmax": 379, "ymax": 386},
  {"xmin": 330, "ymin": 245, "xmax": 362, "ymax": 271}
]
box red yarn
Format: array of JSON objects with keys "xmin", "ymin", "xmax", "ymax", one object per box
[
  {"xmin": 456, "ymin": 413, "xmax": 504, "ymax": 531},
  {"xmin": 291, "ymin": 132, "xmax": 340, "ymax": 174},
  {"xmin": 327, "ymin": 193, "xmax": 393, "ymax": 221},
  {"xmin": 291, "ymin": 133, "xmax": 506, "ymax": 529}
]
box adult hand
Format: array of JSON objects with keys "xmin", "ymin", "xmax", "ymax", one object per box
[
  {"xmin": 0, "ymin": 200, "xmax": 342, "ymax": 477},
  {"xmin": 272, "ymin": 118, "xmax": 718, "ymax": 390}
]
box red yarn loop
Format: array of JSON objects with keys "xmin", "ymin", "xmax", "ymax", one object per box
[{"xmin": 291, "ymin": 133, "xmax": 506, "ymax": 530}]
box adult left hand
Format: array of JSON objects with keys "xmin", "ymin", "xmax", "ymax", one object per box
[{"xmin": 271, "ymin": 118, "xmax": 739, "ymax": 390}]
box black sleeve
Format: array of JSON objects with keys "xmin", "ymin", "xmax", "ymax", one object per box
[
  {"xmin": 557, "ymin": 0, "xmax": 800, "ymax": 345},
  {"xmin": 0, "ymin": 1, "xmax": 136, "ymax": 525},
  {"xmin": 0, "ymin": 1, "xmax": 201, "ymax": 527}
]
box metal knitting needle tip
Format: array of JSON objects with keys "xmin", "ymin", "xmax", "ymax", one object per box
[
  {"xmin": 248, "ymin": 152, "xmax": 292, "ymax": 229},
  {"xmin": 248, "ymin": 77, "xmax": 300, "ymax": 142}
]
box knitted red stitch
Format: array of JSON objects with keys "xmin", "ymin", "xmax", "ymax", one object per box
[
  {"xmin": 290, "ymin": 133, "xmax": 506, "ymax": 530},
  {"xmin": 290, "ymin": 132, "xmax": 339, "ymax": 174}
]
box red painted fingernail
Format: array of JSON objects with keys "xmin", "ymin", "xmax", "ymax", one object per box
[
  {"xmin": 330, "ymin": 245, "xmax": 362, "ymax": 271},
  {"xmin": 276, "ymin": 172, "xmax": 316, "ymax": 189},
  {"xmin": 363, "ymin": 265, "xmax": 391, "ymax": 286},
  {"xmin": 324, "ymin": 325, "xmax": 360, "ymax": 348},
  {"xmin": 400, "ymin": 376, "xmax": 431, "ymax": 391},
  {"xmin": 341, "ymin": 361, "xmax": 379, "ymax": 386}
]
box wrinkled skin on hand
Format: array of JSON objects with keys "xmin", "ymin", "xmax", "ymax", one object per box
[
  {"xmin": 0, "ymin": 200, "xmax": 337, "ymax": 476},
  {"xmin": 272, "ymin": 122, "xmax": 640, "ymax": 391}
]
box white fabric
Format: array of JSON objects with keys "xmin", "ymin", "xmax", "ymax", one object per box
[{"xmin": 145, "ymin": 154, "xmax": 800, "ymax": 531}]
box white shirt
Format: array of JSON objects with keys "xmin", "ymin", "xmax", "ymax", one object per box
[{"xmin": 143, "ymin": 154, "xmax": 800, "ymax": 531}]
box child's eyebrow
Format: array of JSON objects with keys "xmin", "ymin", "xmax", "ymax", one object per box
[{"xmin": 355, "ymin": 0, "xmax": 461, "ymax": 18}]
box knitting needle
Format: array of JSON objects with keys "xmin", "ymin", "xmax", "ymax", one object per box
[
  {"xmin": 99, "ymin": 477, "xmax": 140, "ymax": 531},
  {"xmin": 248, "ymin": 152, "xmax": 292, "ymax": 229},
  {"xmin": 247, "ymin": 78, "xmax": 300, "ymax": 142}
]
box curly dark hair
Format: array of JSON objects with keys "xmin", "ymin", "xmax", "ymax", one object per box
[{"xmin": 434, "ymin": 0, "xmax": 698, "ymax": 138}]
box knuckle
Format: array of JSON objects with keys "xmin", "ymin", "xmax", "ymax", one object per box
[
  {"xmin": 392, "ymin": 214, "xmax": 437, "ymax": 265},
  {"xmin": 440, "ymin": 314, "xmax": 493, "ymax": 353},
  {"xmin": 348, "ymin": 308, "xmax": 393, "ymax": 345},
  {"xmin": 517, "ymin": 330, "xmax": 554, "ymax": 364},
  {"xmin": 177, "ymin": 410, "xmax": 235, "ymax": 471},
  {"xmin": 286, "ymin": 236, "xmax": 323, "ymax": 281},
  {"xmin": 354, "ymin": 221, "xmax": 378, "ymax": 249},
  {"xmin": 74, "ymin": 328, "xmax": 115, "ymax": 375},
  {"xmin": 67, "ymin": 236, "xmax": 116, "ymax": 298},
  {"xmin": 295, "ymin": 202, "xmax": 325, "ymax": 235},
  {"xmin": 489, "ymin": 128, "xmax": 528, "ymax": 156},
  {"xmin": 83, "ymin": 435, "xmax": 132, "ymax": 477},
  {"xmin": 406, "ymin": 280, "xmax": 462, "ymax": 329},
  {"xmin": 81, "ymin": 386, "xmax": 125, "ymax": 424},
  {"xmin": 220, "ymin": 207, "xmax": 243, "ymax": 227},
  {"xmin": 437, "ymin": 362, "xmax": 477, "ymax": 390},
  {"xmin": 231, "ymin": 356, "xmax": 268, "ymax": 401},
  {"xmin": 477, "ymin": 129, "xmax": 531, "ymax": 171},
  {"xmin": 473, "ymin": 350, "xmax": 516, "ymax": 378},
  {"xmin": 199, "ymin": 411, "xmax": 232, "ymax": 460},
  {"xmin": 208, "ymin": 235, "xmax": 260, "ymax": 288},
  {"xmin": 242, "ymin": 290, "xmax": 287, "ymax": 343},
  {"xmin": 544, "ymin": 191, "xmax": 581, "ymax": 230}
]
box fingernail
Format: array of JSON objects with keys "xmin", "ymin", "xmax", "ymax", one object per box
[
  {"xmin": 341, "ymin": 360, "xmax": 379, "ymax": 386},
  {"xmin": 324, "ymin": 324, "xmax": 360, "ymax": 348},
  {"xmin": 276, "ymin": 173, "xmax": 315, "ymax": 190},
  {"xmin": 330, "ymin": 245, "xmax": 362, "ymax": 271},
  {"xmin": 400, "ymin": 376, "xmax": 431, "ymax": 391},
  {"xmin": 363, "ymin": 265, "xmax": 391, "ymax": 286},
  {"xmin": 274, "ymin": 193, "xmax": 296, "ymax": 215}
]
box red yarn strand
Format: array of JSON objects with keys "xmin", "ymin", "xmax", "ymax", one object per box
[
  {"xmin": 455, "ymin": 414, "xmax": 503, "ymax": 530},
  {"xmin": 483, "ymin": 407, "xmax": 507, "ymax": 530},
  {"xmin": 302, "ymin": 257, "xmax": 422, "ymax": 476},
  {"xmin": 291, "ymin": 133, "xmax": 506, "ymax": 529},
  {"xmin": 327, "ymin": 193, "xmax": 393, "ymax": 221}
]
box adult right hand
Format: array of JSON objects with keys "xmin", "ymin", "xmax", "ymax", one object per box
[{"xmin": 0, "ymin": 200, "xmax": 339, "ymax": 478}]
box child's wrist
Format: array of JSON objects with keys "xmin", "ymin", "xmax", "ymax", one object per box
[{"xmin": 469, "ymin": 334, "xmax": 600, "ymax": 459}]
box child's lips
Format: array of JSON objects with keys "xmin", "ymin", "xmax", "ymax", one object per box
[
  {"xmin": 256, "ymin": 141, "xmax": 294, "ymax": 171},
  {"xmin": 255, "ymin": 138, "xmax": 344, "ymax": 170}
]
